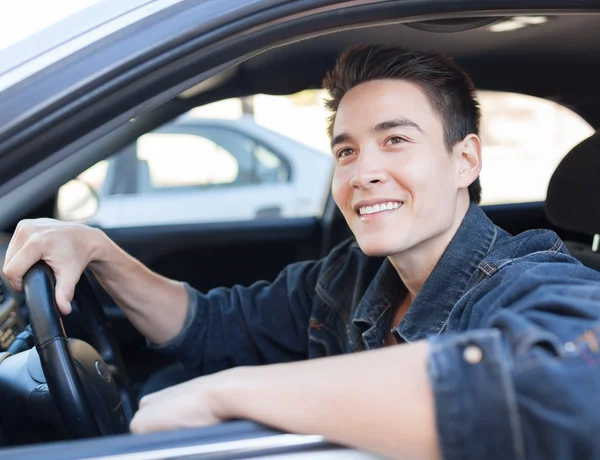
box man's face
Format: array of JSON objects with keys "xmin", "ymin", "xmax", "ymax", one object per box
[{"xmin": 331, "ymin": 79, "xmax": 467, "ymax": 257}]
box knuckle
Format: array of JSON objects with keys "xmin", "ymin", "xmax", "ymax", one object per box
[
  {"xmin": 16, "ymin": 218, "xmax": 36, "ymax": 232},
  {"xmin": 3, "ymin": 265, "xmax": 14, "ymax": 278},
  {"xmin": 14, "ymin": 220, "xmax": 28, "ymax": 237},
  {"xmin": 15, "ymin": 219, "xmax": 29, "ymax": 230},
  {"xmin": 27, "ymin": 232, "xmax": 46, "ymax": 248}
]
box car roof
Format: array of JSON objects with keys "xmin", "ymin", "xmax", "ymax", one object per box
[
  {"xmin": 183, "ymin": 13, "xmax": 600, "ymax": 127},
  {"xmin": 0, "ymin": 0, "xmax": 180, "ymax": 90},
  {"xmin": 4, "ymin": 8, "xmax": 599, "ymax": 125}
]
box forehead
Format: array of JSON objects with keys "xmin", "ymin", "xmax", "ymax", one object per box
[{"xmin": 332, "ymin": 79, "xmax": 441, "ymax": 136}]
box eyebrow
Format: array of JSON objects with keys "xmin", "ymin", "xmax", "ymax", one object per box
[
  {"xmin": 330, "ymin": 132, "xmax": 352, "ymax": 150},
  {"xmin": 330, "ymin": 118, "xmax": 424, "ymax": 150},
  {"xmin": 372, "ymin": 118, "xmax": 425, "ymax": 134}
]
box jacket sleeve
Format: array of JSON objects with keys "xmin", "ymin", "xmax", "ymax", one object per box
[
  {"xmin": 147, "ymin": 257, "xmax": 324, "ymax": 375},
  {"xmin": 427, "ymin": 260, "xmax": 600, "ymax": 460}
]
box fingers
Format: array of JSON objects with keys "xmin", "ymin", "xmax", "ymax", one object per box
[
  {"xmin": 133, "ymin": 387, "xmax": 178, "ymax": 433},
  {"xmin": 131, "ymin": 391, "xmax": 221, "ymax": 434},
  {"xmin": 3, "ymin": 219, "xmax": 85, "ymax": 315},
  {"xmin": 3, "ymin": 233, "xmax": 47, "ymax": 292},
  {"xmin": 4, "ymin": 219, "xmax": 34, "ymax": 277},
  {"xmin": 130, "ymin": 402, "xmax": 171, "ymax": 434}
]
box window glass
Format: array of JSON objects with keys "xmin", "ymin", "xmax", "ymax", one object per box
[
  {"xmin": 251, "ymin": 143, "xmax": 288, "ymax": 184},
  {"xmin": 136, "ymin": 133, "xmax": 239, "ymax": 189},
  {"xmin": 478, "ymin": 91, "xmax": 593, "ymax": 205}
]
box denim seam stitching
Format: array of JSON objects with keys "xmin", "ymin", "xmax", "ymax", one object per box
[
  {"xmin": 495, "ymin": 331, "xmax": 527, "ymax": 460},
  {"xmin": 315, "ymin": 282, "xmax": 337, "ymax": 309},
  {"xmin": 308, "ymin": 320, "xmax": 345, "ymax": 352},
  {"xmin": 548, "ymin": 236, "xmax": 563, "ymax": 253}
]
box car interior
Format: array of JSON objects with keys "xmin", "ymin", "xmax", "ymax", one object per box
[{"xmin": 1, "ymin": 6, "xmax": 600, "ymax": 452}]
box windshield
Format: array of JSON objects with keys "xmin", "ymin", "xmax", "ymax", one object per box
[{"xmin": 0, "ymin": 0, "xmax": 100, "ymax": 51}]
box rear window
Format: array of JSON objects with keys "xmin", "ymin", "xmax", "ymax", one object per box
[{"xmin": 478, "ymin": 91, "xmax": 593, "ymax": 205}]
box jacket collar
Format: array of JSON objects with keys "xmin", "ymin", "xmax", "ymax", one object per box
[{"xmin": 351, "ymin": 203, "xmax": 498, "ymax": 349}]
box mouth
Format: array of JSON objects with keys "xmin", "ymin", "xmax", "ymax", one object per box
[{"xmin": 355, "ymin": 201, "xmax": 403, "ymax": 218}]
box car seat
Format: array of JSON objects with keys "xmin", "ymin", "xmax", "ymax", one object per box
[{"xmin": 545, "ymin": 131, "xmax": 600, "ymax": 270}]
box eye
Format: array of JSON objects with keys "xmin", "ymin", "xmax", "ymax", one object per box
[
  {"xmin": 336, "ymin": 148, "xmax": 354, "ymax": 159},
  {"xmin": 386, "ymin": 136, "xmax": 406, "ymax": 145}
]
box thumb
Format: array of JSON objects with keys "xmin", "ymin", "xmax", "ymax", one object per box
[{"xmin": 54, "ymin": 271, "xmax": 80, "ymax": 315}]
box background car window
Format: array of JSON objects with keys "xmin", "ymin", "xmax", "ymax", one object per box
[
  {"xmin": 136, "ymin": 133, "xmax": 240, "ymax": 190},
  {"xmin": 132, "ymin": 129, "xmax": 290, "ymax": 195}
]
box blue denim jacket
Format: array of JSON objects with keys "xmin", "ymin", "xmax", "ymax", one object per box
[{"xmin": 155, "ymin": 203, "xmax": 600, "ymax": 460}]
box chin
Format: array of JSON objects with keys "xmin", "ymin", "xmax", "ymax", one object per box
[{"xmin": 355, "ymin": 237, "xmax": 403, "ymax": 257}]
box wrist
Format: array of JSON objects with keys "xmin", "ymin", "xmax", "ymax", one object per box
[
  {"xmin": 210, "ymin": 366, "xmax": 258, "ymax": 422},
  {"xmin": 87, "ymin": 227, "xmax": 113, "ymax": 268}
]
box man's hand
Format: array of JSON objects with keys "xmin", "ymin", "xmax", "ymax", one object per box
[
  {"xmin": 3, "ymin": 218, "xmax": 105, "ymax": 314},
  {"xmin": 130, "ymin": 368, "xmax": 240, "ymax": 434}
]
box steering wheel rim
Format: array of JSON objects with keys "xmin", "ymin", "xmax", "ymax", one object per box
[
  {"xmin": 24, "ymin": 262, "xmax": 102, "ymax": 438},
  {"xmin": 74, "ymin": 269, "xmax": 135, "ymax": 421}
]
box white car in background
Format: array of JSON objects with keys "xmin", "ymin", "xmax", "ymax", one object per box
[{"xmin": 59, "ymin": 115, "xmax": 334, "ymax": 228}]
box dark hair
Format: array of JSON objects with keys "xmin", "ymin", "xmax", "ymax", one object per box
[{"xmin": 322, "ymin": 44, "xmax": 482, "ymax": 204}]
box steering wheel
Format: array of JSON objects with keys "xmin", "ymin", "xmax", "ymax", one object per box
[{"xmin": 23, "ymin": 262, "xmax": 133, "ymax": 438}]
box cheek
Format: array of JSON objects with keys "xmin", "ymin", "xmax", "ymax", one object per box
[
  {"xmin": 390, "ymin": 157, "xmax": 430, "ymax": 194},
  {"xmin": 331, "ymin": 169, "xmax": 348, "ymax": 205},
  {"xmin": 411, "ymin": 152, "xmax": 451, "ymax": 186}
]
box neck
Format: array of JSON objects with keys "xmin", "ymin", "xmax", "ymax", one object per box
[{"xmin": 388, "ymin": 195, "xmax": 471, "ymax": 302}]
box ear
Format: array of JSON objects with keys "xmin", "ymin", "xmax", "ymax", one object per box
[{"xmin": 455, "ymin": 134, "xmax": 482, "ymax": 189}]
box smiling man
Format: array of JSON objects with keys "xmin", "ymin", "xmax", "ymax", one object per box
[{"xmin": 4, "ymin": 45, "xmax": 600, "ymax": 460}]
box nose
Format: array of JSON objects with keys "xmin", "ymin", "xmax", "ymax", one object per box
[{"xmin": 349, "ymin": 151, "xmax": 386, "ymax": 189}]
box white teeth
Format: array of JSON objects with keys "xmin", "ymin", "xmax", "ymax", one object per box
[{"xmin": 358, "ymin": 201, "xmax": 402, "ymax": 216}]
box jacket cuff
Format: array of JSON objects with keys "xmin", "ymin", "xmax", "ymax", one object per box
[
  {"xmin": 427, "ymin": 329, "xmax": 525, "ymax": 460},
  {"xmin": 146, "ymin": 282, "xmax": 200, "ymax": 361}
]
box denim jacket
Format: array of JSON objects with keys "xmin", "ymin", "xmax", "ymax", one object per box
[{"xmin": 154, "ymin": 203, "xmax": 600, "ymax": 460}]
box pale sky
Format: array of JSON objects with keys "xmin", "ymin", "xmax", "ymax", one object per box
[{"xmin": 0, "ymin": 0, "xmax": 99, "ymax": 51}]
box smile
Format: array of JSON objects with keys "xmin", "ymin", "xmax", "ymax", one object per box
[{"xmin": 358, "ymin": 201, "xmax": 402, "ymax": 216}]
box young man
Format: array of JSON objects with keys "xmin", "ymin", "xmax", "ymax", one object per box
[{"xmin": 4, "ymin": 45, "xmax": 600, "ymax": 459}]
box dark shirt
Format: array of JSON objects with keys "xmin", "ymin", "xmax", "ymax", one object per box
[{"xmin": 153, "ymin": 202, "xmax": 600, "ymax": 459}]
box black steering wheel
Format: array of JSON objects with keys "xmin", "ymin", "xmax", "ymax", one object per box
[{"xmin": 23, "ymin": 262, "xmax": 133, "ymax": 438}]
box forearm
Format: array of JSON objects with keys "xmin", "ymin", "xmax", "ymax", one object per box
[
  {"xmin": 218, "ymin": 341, "xmax": 439, "ymax": 460},
  {"xmin": 88, "ymin": 229, "xmax": 189, "ymax": 344}
]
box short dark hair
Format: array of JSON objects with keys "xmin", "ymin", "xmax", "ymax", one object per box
[{"xmin": 322, "ymin": 44, "xmax": 482, "ymax": 204}]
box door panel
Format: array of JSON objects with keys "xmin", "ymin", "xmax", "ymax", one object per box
[{"xmin": 104, "ymin": 217, "xmax": 322, "ymax": 291}]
